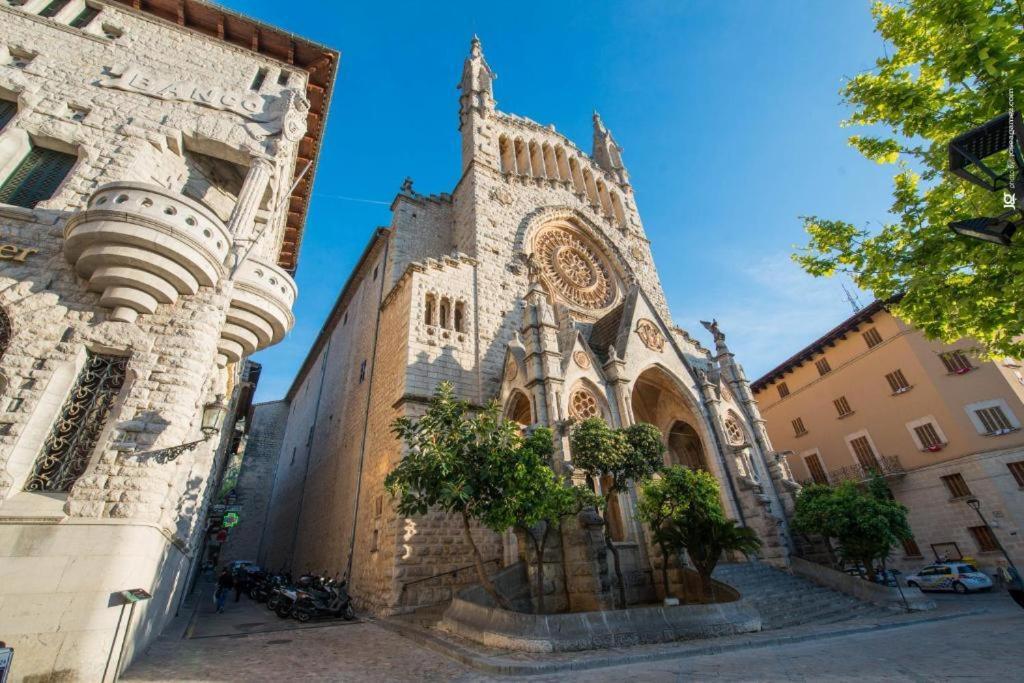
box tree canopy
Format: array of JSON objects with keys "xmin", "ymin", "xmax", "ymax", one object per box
[
  {"xmin": 792, "ymin": 475, "xmax": 913, "ymax": 580},
  {"xmin": 795, "ymin": 0, "xmax": 1024, "ymax": 358}
]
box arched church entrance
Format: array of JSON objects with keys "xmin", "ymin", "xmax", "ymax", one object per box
[
  {"xmin": 630, "ymin": 366, "xmax": 710, "ymax": 470},
  {"xmin": 505, "ymin": 390, "xmax": 533, "ymax": 427}
]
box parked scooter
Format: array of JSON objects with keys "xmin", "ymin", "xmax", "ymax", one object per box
[{"xmin": 291, "ymin": 577, "xmax": 355, "ymax": 622}]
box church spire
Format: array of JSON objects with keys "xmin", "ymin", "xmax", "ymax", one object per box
[
  {"xmin": 458, "ymin": 34, "xmax": 496, "ymax": 130},
  {"xmin": 592, "ymin": 111, "xmax": 629, "ymax": 187}
]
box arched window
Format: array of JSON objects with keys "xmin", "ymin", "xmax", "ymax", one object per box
[
  {"xmin": 583, "ymin": 168, "xmax": 599, "ymax": 207},
  {"xmin": 498, "ymin": 135, "xmax": 514, "ymax": 174},
  {"xmin": 555, "ymin": 146, "xmax": 570, "ymax": 182},
  {"xmin": 0, "ymin": 306, "xmax": 10, "ymax": 361},
  {"xmin": 439, "ymin": 297, "xmax": 450, "ymax": 329},
  {"xmin": 529, "ymin": 141, "xmax": 545, "ymax": 179},
  {"xmin": 596, "ymin": 180, "xmax": 613, "ymax": 216},
  {"xmin": 424, "ymin": 293, "xmax": 436, "ymax": 326},
  {"xmin": 506, "ymin": 390, "xmax": 532, "ymax": 426},
  {"xmin": 724, "ymin": 417, "xmax": 746, "ymax": 446},
  {"xmin": 514, "ymin": 139, "xmax": 530, "ymax": 175},
  {"xmin": 453, "ymin": 301, "xmax": 465, "ymax": 332},
  {"xmin": 543, "ymin": 144, "xmax": 558, "ymax": 179},
  {"xmin": 610, "ymin": 192, "xmax": 626, "ymax": 226},
  {"xmin": 569, "ymin": 157, "xmax": 585, "ymax": 194}
]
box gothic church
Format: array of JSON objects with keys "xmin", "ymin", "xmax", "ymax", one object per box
[{"xmin": 263, "ymin": 37, "xmax": 800, "ymax": 612}]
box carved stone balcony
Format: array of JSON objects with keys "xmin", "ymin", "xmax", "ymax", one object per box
[
  {"xmin": 64, "ymin": 182, "xmax": 231, "ymax": 323},
  {"xmin": 217, "ymin": 258, "xmax": 296, "ymax": 365}
]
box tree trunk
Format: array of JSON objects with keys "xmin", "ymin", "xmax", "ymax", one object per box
[
  {"xmin": 461, "ymin": 512, "xmax": 512, "ymax": 610},
  {"xmin": 698, "ymin": 570, "xmax": 713, "ymax": 601},
  {"xmin": 601, "ymin": 496, "xmax": 627, "ymax": 609},
  {"xmin": 529, "ymin": 525, "xmax": 550, "ymax": 614},
  {"xmin": 659, "ymin": 542, "xmax": 672, "ymax": 601}
]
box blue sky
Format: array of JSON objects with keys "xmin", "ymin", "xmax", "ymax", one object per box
[{"xmin": 225, "ymin": 1, "xmax": 898, "ymax": 402}]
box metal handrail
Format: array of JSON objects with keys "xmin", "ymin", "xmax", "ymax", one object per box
[{"xmin": 399, "ymin": 557, "xmax": 502, "ymax": 594}]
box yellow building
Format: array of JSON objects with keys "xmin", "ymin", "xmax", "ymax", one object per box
[{"xmin": 752, "ymin": 300, "xmax": 1024, "ymax": 573}]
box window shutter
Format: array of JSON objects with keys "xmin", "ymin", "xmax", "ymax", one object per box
[
  {"xmin": 0, "ymin": 100, "xmax": 15, "ymax": 132},
  {"xmin": 0, "ymin": 146, "xmax": 77, "ymax": 208}
]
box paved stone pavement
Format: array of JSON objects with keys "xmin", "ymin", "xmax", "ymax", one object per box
[{"xmin": 124, "ymin": 590, "xmax": 1023, "ymax": 681}]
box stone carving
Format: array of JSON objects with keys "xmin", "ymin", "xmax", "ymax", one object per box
[
  {"xmin": 635, "ymin": 318, "xmax": 665, "ymax": 352},
  {"xmin": 569, "ymin": 387, "xmax": 600, "ymax": 420},
  {"xmin": 724, "ymin": 418, "xmax": 745, "ymax": 446},
  {"xmin": 533, "ymin": 226, "xmax": 615, "ymax": 310},
  {"xmin": 573, "ymin": 350, "xmax": 591, "ymax": 369},
  {"xmin": 628, "ymin": 244, "xmax": 645, "ymax": 261},
  {"xmin": 701, "ymin": 318, "xmax": 725, "ymax": 343},
  {"xmin": 505, "ymin": 356, "xmax": 518, "ymax": 381},
  {"xmin": 491, "ymin": 185, "xmax": 513, "ymax": 206},
  {"xmin": 98, "ymin": 65, "xmax": 298, "ymax": 138}
]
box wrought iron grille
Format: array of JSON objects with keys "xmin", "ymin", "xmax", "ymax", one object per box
[
  {"xmin": 0, "ymin": 306, "xmax": 10, "ymax": 360},
  {"xmin": 24, "ymin": 353, "xmax": 128, "ymax": 492},
  {"xmin": 829, "ymin": 455, "xmax": 905, "ymax": 484}
]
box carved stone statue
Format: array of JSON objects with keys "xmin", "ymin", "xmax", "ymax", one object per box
[{"xmin": 700, "ymin": 318, "xmax": 725, "ymax": 343}]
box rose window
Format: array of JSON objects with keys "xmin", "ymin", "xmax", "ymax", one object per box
[
  {"xmin": 569, "ymin": 388, "xmax": 600, "ymax": 420},
  {"xmin": 533, "ymin": 227, "xmax": 615, "ymax": 310}
]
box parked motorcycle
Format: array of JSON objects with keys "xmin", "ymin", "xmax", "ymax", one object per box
[{"xmin": 291, "ymin": 578, "xmax": 355, "ymax": 622}]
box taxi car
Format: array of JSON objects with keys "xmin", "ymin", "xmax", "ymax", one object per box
[{"xmin": 904, "ymin": 562, "xmax": 993, "ymax": 593}]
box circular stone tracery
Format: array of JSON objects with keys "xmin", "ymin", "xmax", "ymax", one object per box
[
  {"xmin": 569, "ymin": 388, "xmax": 601, "ymax": 420},
  {"xmin": 534, "ymin": 227, "xmax": 615, "ymax": 310},
  {"xmin": 724, "ymin": 418, "xmax": 745, "ymax": 446}
]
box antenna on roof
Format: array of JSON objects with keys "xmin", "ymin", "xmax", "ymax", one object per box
[{"xmin": 842, "ymin": 282, "xmax": 862, "ymax": 314}]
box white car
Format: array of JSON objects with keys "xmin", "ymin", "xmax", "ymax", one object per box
[{"xmin": 905, "ymin": 562, "xmax": 993, "ymax": 593}]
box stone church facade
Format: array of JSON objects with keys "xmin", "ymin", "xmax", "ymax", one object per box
[
  {"xmin": 264, "ymin": 38, "xmax": 800, "ymax": 614},
  {"xmin": 0, "ymin": 2, "xmax": 335, "ymax": 680}
]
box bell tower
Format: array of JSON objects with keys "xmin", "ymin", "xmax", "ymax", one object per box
[{"xmin": 458, "ymin": 35, "xmax": 499, "ymax": 173}]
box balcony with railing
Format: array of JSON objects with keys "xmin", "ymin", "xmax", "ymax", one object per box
[{"xmin": 800, "ymin": 455, "xmax": 906, "ymax": 487}]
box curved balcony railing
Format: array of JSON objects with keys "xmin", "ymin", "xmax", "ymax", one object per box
[
  {"xmin": 217, "ymin": 258, "xmax": 296, "ymax": 365},
  {"xmin": 64, "ymin": 182, "xmax": 231, "ymax": 323}
]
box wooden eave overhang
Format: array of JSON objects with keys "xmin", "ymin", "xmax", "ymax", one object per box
[{"xmin": 108, "ymin": 0, "xmax": 339, "ymax": 274}]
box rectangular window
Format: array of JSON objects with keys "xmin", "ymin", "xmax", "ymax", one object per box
[
  {"xmin": 39, "ymin": 0, "xmax": 70, "ymax": 17},
  {"xmin": 0, "ymin": 99, "xmax": 16, "ymax": 132},
  {"xmin": 940, "ymin": 350, "xmax": 973, "ymax": 374},
  {"xmin": 901, "ymin": 537, "xmax": 923, "ymax": 558},
  {"xmin": 278, "ymin": 70, "xmax": 291, "ymax": 86},
  {"xmin": 975, "ymin": 406, "xmax": 1014, "ymax": 435},
  {"xmin": 914, "ymin": 422, "xmax": 944, "ymax": 450},
  {"xmin": 792, "ymin": 417, "xmax": 807, "ymax": 437},
  {"xmin": 23, "ymin": 353, "xmax": 127, "ymax": 492},
  {"xmin": 359, "ymin": 359, "xmax": 367, "ymax": 383},
  {"xmin": 374, "ymin": 495, "xmax": 383, "ymax": 517},
  {"xmin": 69, "ymin": 5, "xmax": 100, "ymax": 28},
  {"xmin": 815, "ymin": 358, "xmax": 832, "ymax": 376},
  {"xmin": 371, "ymin": 529, "xmax": 379, "ymax": 552},
  {"xmin": 941, "ymin": 473, "xmax": 971, "ymax": 499},
  {"xmin": 885, "ymin": 369, "xmax": 911, "ymax": 394},
  {"xmin": 833, "ymin": 396, "xmax": 852, "ymax": 417},
  {"xmin": 804, "ymin": 452, "xmax": 828, "ymax": 485},
  {"xmin": 1007, "ymin": 461, "xmax": 1024, "ymax": 487},
  {"xmin": 968, "ymin": 525, "xmax": 999, "ymax": 553},
  {"xmin": 863, "ymin": 327, "xmax": 883, "ymax": 348},
  {"xmin": 777, "ymin": 382, "xmax": 790, "ymax": 398},
  {"xmin": 850, "ymin": 436, "xmax": 878, "ymax": 470},
  {"xmin": 0, "ymin": 145, "xmax": 77, "ymax": 208}
]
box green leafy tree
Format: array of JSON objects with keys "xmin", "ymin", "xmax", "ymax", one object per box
[
  {"xmin": 385, "ymin": 383, "xmax": 524, "ymax": 609},
  {"xmin": 676, "ymin": 518, "xmax": 762, "ymax": 600},
  {"xmin": 637, "ymin": 466, "xmax": 720, "ymax": 600},
  {"xmin": 482, "ymin": 426, "xmax": 596, "ymax": 613},
  {"xmin": 792, "ymin": 474, "xmax": 913, "ymax": 581},
  {"xmin": 795, "ymin": 1, "xmax": 1024, "ymax": 358},
  {"xmin": 569, "ymin": 418, "xmax": 665, "ymax": 608}
]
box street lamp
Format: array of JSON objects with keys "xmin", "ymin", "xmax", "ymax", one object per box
[
  {"xmin": 947, "ymin": 111, "xmax": 1024, "ymax": 245},
  {"xmin": 132, "ymin": 397, "xmax": 229, "ymax": 464},
  {"xmin": 965, "ymin": 496, "xmax": 1024, "ymax": 608}
]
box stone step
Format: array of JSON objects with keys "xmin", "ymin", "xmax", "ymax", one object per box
[{"xmin": 712, "ymin": 561, "xmax": 890, "ymax": 630}]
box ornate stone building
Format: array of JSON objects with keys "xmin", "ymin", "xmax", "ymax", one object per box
[
  {"xmin": 0, "ymin": 1, "xmax": 335, "ymax": 679},
  {"xmin": 263, "ymin": 38, "xmax": 798, "ymax": 614}
]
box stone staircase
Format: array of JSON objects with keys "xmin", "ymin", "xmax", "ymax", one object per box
[{"xmin": 713, "ymin": 561, "xmax": 891, "ymax": 630}]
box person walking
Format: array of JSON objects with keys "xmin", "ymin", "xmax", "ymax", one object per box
[{"xmin": 215, "ymin": 568, "xmax": 233, "ymax": 614}]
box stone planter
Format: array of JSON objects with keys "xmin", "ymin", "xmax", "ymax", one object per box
[
  {"xmin": 440, "ymin": 563, "xmax": 761, "ymax": 652},
  {"xmin": 64, "ymin": 182, "xmax": 230, "ymax": 323},
  {"xmin": 217, "ymin": 257, "xmax": 296, "ymax": 364}
]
